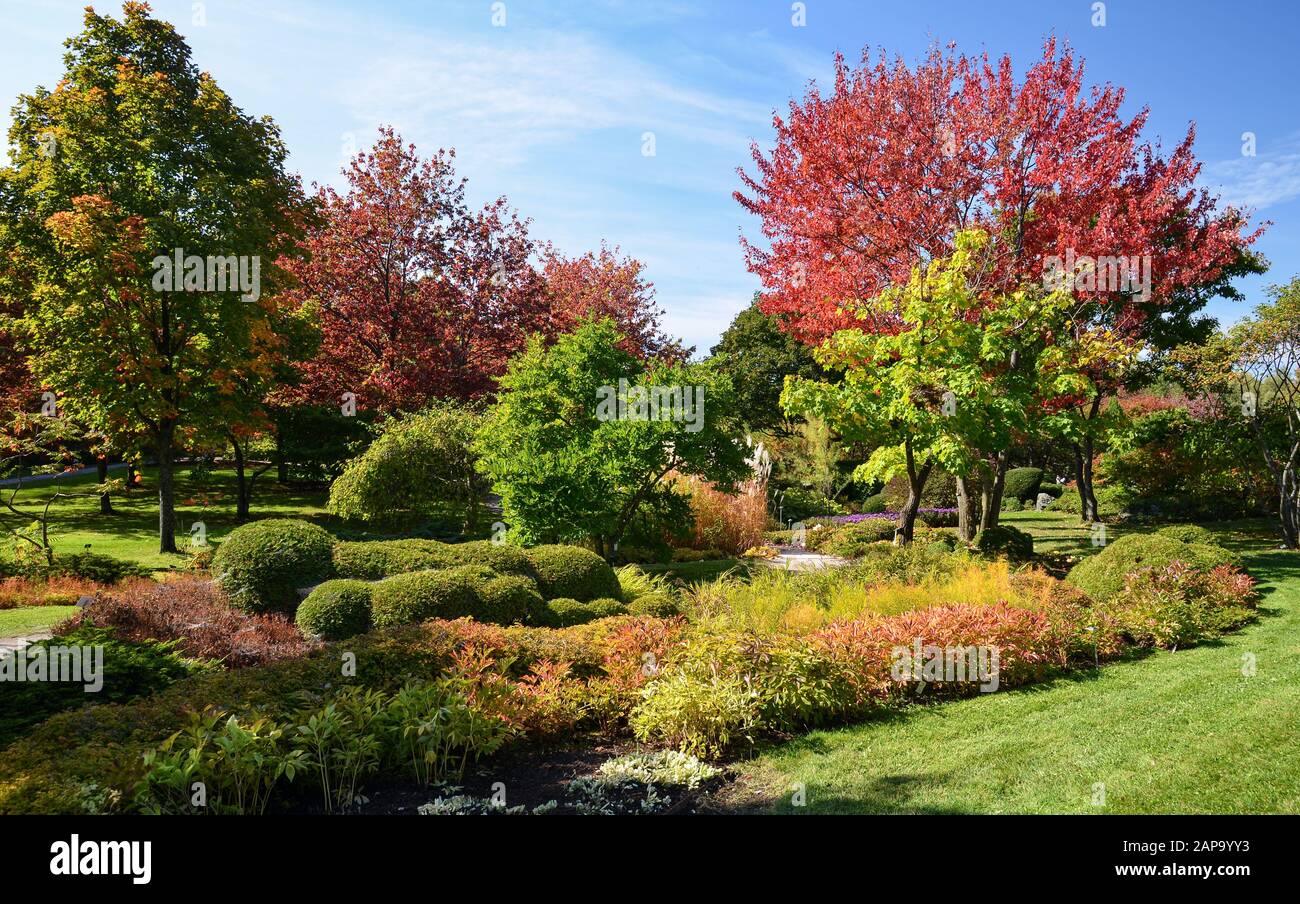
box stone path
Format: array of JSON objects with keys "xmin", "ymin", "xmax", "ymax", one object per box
[
  {"xmin": 0, "ymin": 631, "xmax": 53, "ymax": 659},
  {"xmin": 761, "ymin": 547, "xmax": 850, "ymax": 571}
]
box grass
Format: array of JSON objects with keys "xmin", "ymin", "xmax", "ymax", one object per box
[
  {"xmin": 724, "ymin": 522, "xmax": 1300, "ymax": 814},
  {"xmin": 0, "ymin": 466, "xmax": 331, "ymax": 571},
  {"xmin": 0, "ymin": 606, "xmax": 78, "ymax": 636}
]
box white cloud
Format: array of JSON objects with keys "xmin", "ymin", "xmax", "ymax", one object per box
[{"xmin": 1201, "ymin": 137, "xmax": 1300, "ymax": 211}]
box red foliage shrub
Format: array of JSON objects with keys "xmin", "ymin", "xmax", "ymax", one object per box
[{"xmin": 69, "ymin": 577, "xmax": 315, "ymax": 667}]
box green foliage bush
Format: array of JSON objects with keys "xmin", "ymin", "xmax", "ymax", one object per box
[
  {"xmin": 445, "ymin": 540, "xmax": 538, "ymax": 578},
  {"xmin": 0, "ymin": 627, "xmax": 212, "ymax": 749},
  {"xmin": 479, "ymin": 575, "xmax": 546, "ymax": 626},
  {"xmin": 1155, "ymin": 524, "xmax": 1216, "ymax": 544},
  {"xmin": 327, "ymin": 401, "xmax": 487, "ymax": 530},
  {"xmin": 883, "ymin": 470, "xmax": 957, "ymax": 510},
  {"xmin": 1097, "ymin": 561, "xmax": 1258, "ymax": 649},
  {"xmin": 370, "ymin": 565, "xmax": 514, "ymax": 628},
  {"xmin": 213, "ymin": 519, "xmax": 336, "ymax": 615},
  {"xmin": 1048, "ymin": 485, "xmax": 1130, "ymax": 519},
  {"xmin": 295, "ymin": 580, "xmax": 374, "ymax": 640},
  {"xmin": 973, "ymin": 525, "xmax": 1034, "ymax": 562},
  {"xmin": 1002, "ymin": 467, "xmax": 1043, "ymax": 502},
  {"xmin": 1066, "ymin": 534, "xmax": 1239, "ymax": 601},
  {"xmin": 20, "ymin": 552, "xmax": 154, "ymax": 583},
  {"xmin": 816, "ymin": 519, "xmax": 897, "ymax": 557},
  {"xmin": 332, "ymin": 539, "xmax": 458, "ymax": 580},
  {"xmin": 616, "ymin": 565, "xmax": 680, "ymax": 617},
  {"xmin": 860, "ymin": 493, "xmax": 887, "ymax": 514},
  {"xmin": 524, "ymin": 545, "xmax": 622, "ymax": 602},
  {"xmin": 538, "ymin": 597, "xmax": 629, "ymax": 627},
  {"xmin": 779, "ymin": 486, "xmax": 844, "ymax": 522}
]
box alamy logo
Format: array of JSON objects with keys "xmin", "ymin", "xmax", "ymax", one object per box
[
  {"xmin": 0, "ymin": 644, "xmax": 103, "ymax": 692},
  {"xmin": 1042, "ymin": 248, "xmax": 1151, "ymax": 302},
  {"xmin": 891, "ymin": 639, "xmax": 1000, "ymax": 692},
  {"xmin": 595, "ymin": 379, "xmax": 704, "ymax": 433},
  {"xmin": 151, "ymin": 247, "xmax": 261, "ymax": 302},
  {"xmin": 49, "ymin": 835, "xmax": 151, "ymax": 885}
]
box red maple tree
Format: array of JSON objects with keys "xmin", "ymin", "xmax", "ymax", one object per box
[
  {"xmin": 541, "ymin": 242, "xmax": 683, "ymax": 360},
  {"xmin": 287, "ymin": 128, "xmax": 549, "ymax": 413},
  {"xmin": 736, "ymin": 39, "xmax": 1260, "ymax": 344}
]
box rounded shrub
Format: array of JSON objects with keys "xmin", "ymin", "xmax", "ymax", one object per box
[
  {"xmin": 370, "ymin": 565, "xmax": 495, "ymax": 628},
  {"xmin": 819, "ymin": 519, "xmax": 897, "ymax": 557},
  {"xmin": 1155, "ymin": 524, "xmax": 1216, "ymax": 545},
  {"xmin": 1066, "ymin": 533, "xmax": 1239, "ymax": 601},
  {"xmin": 445, "ymin": 540, "xmax": 537, "ymax": 579},
  {"xmin": 627, "ymin": 594, "xmax": 681, "ymax": 618},
  {"xmin": 212, "ymin": 519, "xmax": 336, "ymax": 615},
  {"xmin": 524, "ymin": 545, "xmax": 621, "ymax": 601},
  {"xmin": 538, "ymin": 596, "xmax": 629, "ymax": 627},
  {"xmin": 295, "ymin": 579, "xmax": 374, "ymax": 640},
  {"xmin": 478, "ymin": 574, "xmax": 544, "ymax": 626},
  {"xmin": 860, "ymin": 493, "xmax": 888, "ymax": 514},
  {"xmin": 1002, "ymin": 467, "xmax": 1043, "ymax": 502},
  {"xmin": 973, "ymin": 525, "xmax": 1034, "ymax": 562},
  {"xmin": 332, "ymin": 539, "xmax": 457, "ymax": 580}
]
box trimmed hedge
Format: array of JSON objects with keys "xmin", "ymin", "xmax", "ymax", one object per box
[
  {"xmin": 445, "ymin": 540, "xmax": 538, "ymax": 579},
  {"xmin": 538, "ymin": 597, "xmax": 629, "ymax": 627},
  {"xmin": 1003, "ymin": 467, "xmax": 1043, "ymax": 502},
  {"xmin": 524, "ymin": 545, "xmax": 621, "ymax": 602},
  {"xmin": 1066, "ymin": 534, "xmax": 1238, "ymax": 601},
  {"xmin": 295, "ymin": 580, "xmax": 374, "ymax": 641},
  {"xmin": 479, "ymin": 574, "xmax": 546, "ymax": 626},
  {"xmin": 973, "ymin": 525, "xmax": 1034, "ymax": 562},
  {"xmin": 213, "ymin": 519, "xmax": 336, "ymax": 615},
  {"xmin": 332, "ymin": 539, "xmax": 457, "ymax": 580},
  {"xmin": 370, "ymin": 566, "xmax": 503, "ymax": 628},
  {"xmin": 1155, "ymin": 524, "xmax": 1216, "ymax": 545}
]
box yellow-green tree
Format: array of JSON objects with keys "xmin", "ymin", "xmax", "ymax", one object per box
[{"xmin": 0, "ymin": 5, "xmax": 308, "ymax": 551}]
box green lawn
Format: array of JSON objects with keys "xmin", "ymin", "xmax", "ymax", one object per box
[
  {"xmin": 0, "ymin": 605, "xmax": 79, "ymax": 636},
  {"xmin": 1, "ymin": 466, "xmax": 331, "ymax": 570},
  {"xmin": 641, "ymin": 558, "xmax": 753, "ymax": 584},
  {"xmin": 726, "ymin": 520, "xmax": 1300, "ymax": 814}
]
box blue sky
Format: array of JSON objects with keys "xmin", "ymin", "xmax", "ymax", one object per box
[{"xmin": 3, "ymin": 0, "xmax": 1299, "ymax": 353}]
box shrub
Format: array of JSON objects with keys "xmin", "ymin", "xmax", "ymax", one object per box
[
  {"xmin": 1065, "ymin": 533, "xmax": 1239, "ymax": 601},
  {"xmin": 778, "ymin": 486, "xmax": 845, "ymax": 523},
  {"xmin": 1003, "ymin": 467, "xmax": 1043, "ymax": 502},
  {"xmin": 973, "ymin": 525, "xmax": 1034, "ymax": 562},
  {"xmin": 1100, "ymin": 561, "xmax": 1258, "ymax": 649},
  {"xmin": 1001, "ymin": 496, "xmax": 1024, "ymax": 512},
  {"xmin": 630, "ymin": 670, "xmax": 758, "ymax": 760},
  {"xmin": 1039, "ymin": 482, "xmax": 1065, "ymax": 499},
  {"xmin": 370, "ymin": 565, "xmax": 512, "ymax": 628},
  {"xmin": 860, "ymin": 493, "xmax": 887, "ymax": 514},
  {"xmin": 213, "ymin": 519, "xmax": 336, "ymax": 615},
  {"xmin": 295, "ymin": 580, "xmax": 374, "ymax": 640},
  {"xmin": 445, "ymin": 541, "xmax": 538, "ymax": 579},
  {"xmin": 1155, "ymin": 524, "xmax": 1216, "ymax": 544},
  {"xmin": 883, "ymin": 470, "xmax": 957, "ymax": 510},
  {"xmin": 72, "ymin": 577, "xmax": 312, "ymax": 667},
  {"xmin": 332, "ymin": 539, "xmax": 457, "ymax": 580},
  {"xmin": 1048, "ymin": 485, "xmax": 1130, "ymax": 519},
  {"xmin": 37, "ymin": 552, "xmax": 153, "ymax": 584},
  {"xmin": 327, "ymin": 401, "xmax": 487, "ymax": 530},
  {"xmin": 538, "ymin": 597, "xmax": 629, "ymax": 628},
  {"xmin": 480, "ymin": 575, "xmax": 546, "ymax": 626},
  {"xmin": 0, "ymin": 626, "xmax": 213, "ymax": 749},
  {"xmin": 616, "ymin": 565, "xmax": 679, "ymax": 617},
  {"xmin": 817, "ymin": 519, "xmax": 897, "ymax": 558},
  {"xmin": 524, "ymin": 545, "xmax": 621, "ymax": 601}
]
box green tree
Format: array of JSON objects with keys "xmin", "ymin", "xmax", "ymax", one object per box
[
  {"xmin": 0, "ymin": 5, "xmax": 307, "ymax": 552},
  {"xmin": 783, "ymin": 231, "xmax": 1129, "ymax": 542},
  {"xmin": 709, "ymin": 297, "xmax": 824, "ymax": 435},
  {"xmin": 477, "ymin": 318, "xmax": 750, "ymax": 558},
  {"xmin": 329, "ymin": 401, "xmax": 488, "ymax": 532}
]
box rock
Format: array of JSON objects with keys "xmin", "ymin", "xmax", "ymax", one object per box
[{"xmin": 1035, "ymin": 492, "xmax": 1053, "ymax": 511}]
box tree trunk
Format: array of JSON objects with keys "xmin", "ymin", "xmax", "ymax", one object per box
[
  {"xmin": 96, "ymin": 457, "xmax": 114, "ymax": 515},
  {"xmin": 231, "ymin": 436, "xmax": 251, "ymax": 522},
  {"xmin": 276, "ymin": 428, "xmax": 288, "ymax": 484},
  {"xmin": 897, "ymin": 441, "xmax": 934, "ymax": 544},
  {"xmin": 1072, "ymin": 443, "xmax": 1099, "ymax": 523},
  {"xmin": 1279, "ymin": 467, "xmax": 1300, "ymax": 549},
  {"xmin": 955, "ymin": 474, "xmax": 977, "ymax": 542},
  {"xmin": 978, "ymin": 452, "xmax": 1008, "ymax": 532},
  {"xmin": 125, "ymin": 461, "xmax": 136, "ymax": 494},
  {"xmin": 157, "ymin": 422, "xmax": 178, "ymax": 553}
]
